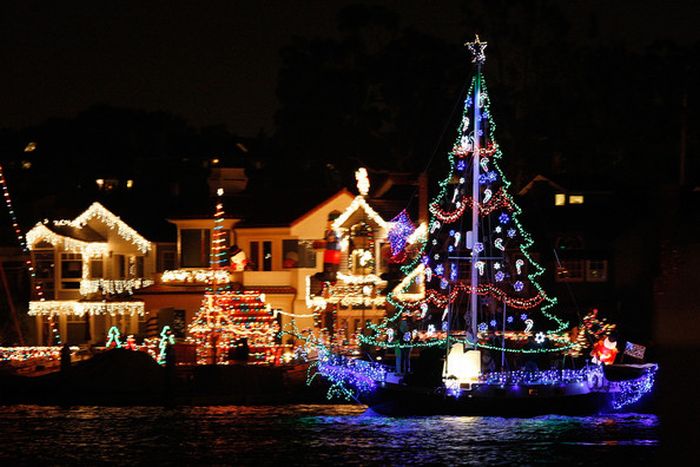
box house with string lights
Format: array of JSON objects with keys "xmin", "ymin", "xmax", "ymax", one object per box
[
  {"xmin": 137, "ymin": 169, "xmax": 424, "ymax": 349},
  {"xmin": 25, "ymin": 202, "xmax": 155, "ymax": 345},
  {"xmin": 138, "ymin": 188, "xmax": 357, "ymax": 342}
]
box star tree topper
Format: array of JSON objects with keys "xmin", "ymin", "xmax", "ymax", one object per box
[{"xmin": 465, "ymin": 34, "xmax": 487, "ymax": 64}]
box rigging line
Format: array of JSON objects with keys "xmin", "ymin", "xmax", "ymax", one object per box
[{"xmin": 551, "ymin": 248, "xmax": 591, "ymax": 343}]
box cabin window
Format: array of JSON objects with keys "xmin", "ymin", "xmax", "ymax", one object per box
[
  {"xmin": 569, "ymin": 195, "xmax": 584, "ymax": 204},
  {"xmin": 554, "ymin": 193, "xmax": 566, "ymax": 206},
  {"xmin": 249, "ymin": 241, "xmax": 259, "ymax": 270}
]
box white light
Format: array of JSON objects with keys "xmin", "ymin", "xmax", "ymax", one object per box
[
  {"xmin": 355, "ymin": 167, "xmax": 370, "ymax": 196},
  {"xmin": 28, "ymin": 300, "xmax": 145, "ymax": 316},
  {"xmin": 443, "ymin": 343, "xmax": 481, "ymax": 385}
]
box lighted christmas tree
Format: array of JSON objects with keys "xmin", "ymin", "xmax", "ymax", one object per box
[
  {"xmin": 363, "ymin": 36, "xmax": 572, "ymax": 356},
  {"xmin": 187, "ymin": 189, "xmax": 280, "ymax": 364}
]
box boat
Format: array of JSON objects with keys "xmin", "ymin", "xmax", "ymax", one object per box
[{"xmin": 295, "ymin": 36, "xmax": 658, "ymax": 416}]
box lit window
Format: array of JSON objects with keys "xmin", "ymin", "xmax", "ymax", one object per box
[
  {"xmin": 586, "ymin": 260, "xmax": 608, "ymax": 282},
  {"xmin": 96, "ymin": 179, "xmax": 105, "ymax": 188},
  {"xmin": 555, "ymin": 259, "xmax": 584, "ymax": 282},
  {"xmin": 569, "ymin": 195, "xmax": 584, "ymax": 204},
  {"xmin": 126, "ymin": 179, "xmax": 134, "ymax": 188},
  {"xmin": 60, "ymin": 253, "xmax": 83, "ymax": 289},
  {"xmin": 21, "ymin": 160, "xmax": 32, "ymax": 169},
  {"xmin": 554, "ymin": 194, "xmax": 566, "ymax": 206},
  {"xmin": 24, "ymin": 142, "xmax": 37, "ymax": 152}
]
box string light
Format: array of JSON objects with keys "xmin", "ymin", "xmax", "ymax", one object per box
[
  {"xmin": 161, "ymin": 269, "xmax": 233, "ymax": 284},
  {"xmin": 0, "ymin": 346, "xmax": 78, "ymax": 363},
  {"xmin": 28, "ymin": 300, "xmax": 145, "ymax": 316},
  {"xmin": 80, "ymin": 278, "xmax": 153, "ymax": 296},
  {"xmin": 71, "ymin": 203, "xmax": 151, "ymax": 253},
  {"xmin": 331, "ymin": 196, "xmax": 388, "ymax": 232},
  {"xmin": 611, "ymin": 365, "xmax": 658, "ymax": 409}
]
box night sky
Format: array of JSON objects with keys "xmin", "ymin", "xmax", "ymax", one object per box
[{"xmin": 2, "ymin": 0, "xmax": 698, "ymax": 137}]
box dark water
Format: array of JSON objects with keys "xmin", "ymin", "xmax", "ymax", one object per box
[{"xmin": 0, "ymin": 404, "xmax": 658, "ymax": 465}]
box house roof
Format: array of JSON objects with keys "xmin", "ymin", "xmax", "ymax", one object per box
[
  {"xmin": 234, "ymin": 188, "xmax": 352, "ymax": 228},
  {"xmin": 518, "ymin": 174, "xmax": 615, "ymax": 196},
  {"xmin": 26, "ymin": 202, "xmax": 152, "ymax": 253}
]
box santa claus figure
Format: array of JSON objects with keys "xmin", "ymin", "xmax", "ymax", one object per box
[{"xmin": 591, "ymin": 335, "xmax": 618, "ymax": 365}]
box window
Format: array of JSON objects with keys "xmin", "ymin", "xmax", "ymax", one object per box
[
  {"xmin": 555, "ymin": 259, "xmax": 584, "ymax": 282},
  {"xmin": 157, "ymin": 245, "xmax": 177, "ymax": 272},
  {"xmin": 262, "ymin": 241, "xmax": 272, "ymax": 271},
  {"xmin": 586, "ymin": 260, "xmax": 608, "ymax": 282},
  {"xmin": 90, "ymin": 258, "xmax": 104, "ymax": 278},
  {"xmin": 249, "ymin": 241, "xmax": 259, "ymax": 271},
  {"xmin": 554, "ymin": 193, "xmax": 566, "ymax": 206},
  {"xmin": 114, "ymin": 254, "xmax": 126, "ymax": 279},
  {"xmin": 282, "ymin": 239, "xmax": 317, "ymax": 268},
  {"xmin": 569, "ymin": 195, "xmax": 585, "ymax": 204},
  {"xmin": 60, "ymin": 253, "xmax": 82, "ymax": 289},
  {"xmin": 181, "ymin": 229, "xmax": 211, "ymax": 267},
  {"xmin": 135, "ymin": 256, "xmax": 145, "ymax": 278},
  {"xmin": 249, "ymin": 241, "xmax": 273, "ymax": 271}
]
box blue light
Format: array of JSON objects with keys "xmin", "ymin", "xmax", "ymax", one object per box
[
  {"xmin": 499, "ymin": 213, "xmax": 510, "ymax": 224},
  {"xmin": 495, "ymin": 271, "xmax": 505, "ymax": 282},
  {"xmin": 478, "ymin": 171, "xmax": 498, "ymax": 185},
  {"xmin": 435, "ymin": 264, "xmax": 444, "ymax": 276},
  {"xmin": 315, "ymin": 347, "xmax": 388, "ymax": 400},
  {"xmin": 489, "ymin": 319, "xmax": 497, "ymax": 328},
  {"xmin": 611, "ymin": 365, "xmax": 658, "ymax": 410},
  {"xmin": 514, "ymin": 281, "xmax": 524, "ymax": 292},
  {"xmin": 456, "ymin": 160, "xmax": 466, "ymax": 171}
]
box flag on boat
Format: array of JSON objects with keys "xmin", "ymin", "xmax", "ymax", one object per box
[{"xmin": 624, "ymin": 341, "xmax": 646, "ymax": 360}]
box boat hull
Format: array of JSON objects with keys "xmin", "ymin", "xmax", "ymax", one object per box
[{"xmin": 362, "ymin": 382, "xmax": 612, "ymax": 417}]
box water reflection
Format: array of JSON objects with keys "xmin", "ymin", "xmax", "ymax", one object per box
[{"xmin": 0, "ymin": 405, "xmax": 658, "ymax": 465}]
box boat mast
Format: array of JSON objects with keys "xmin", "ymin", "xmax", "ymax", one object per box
[{"xmin": 467, "ymin": 35, "xmax": 486, "ymax": 344}]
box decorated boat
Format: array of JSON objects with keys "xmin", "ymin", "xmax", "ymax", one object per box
[{"xmin": 289, "ymin": 36, "xmax": 658, "ymax": 416}]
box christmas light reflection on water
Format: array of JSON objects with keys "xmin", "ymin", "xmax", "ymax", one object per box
[{"xmin": 0, "ymin": 405, "xmax": 658, "ymax": 464}]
